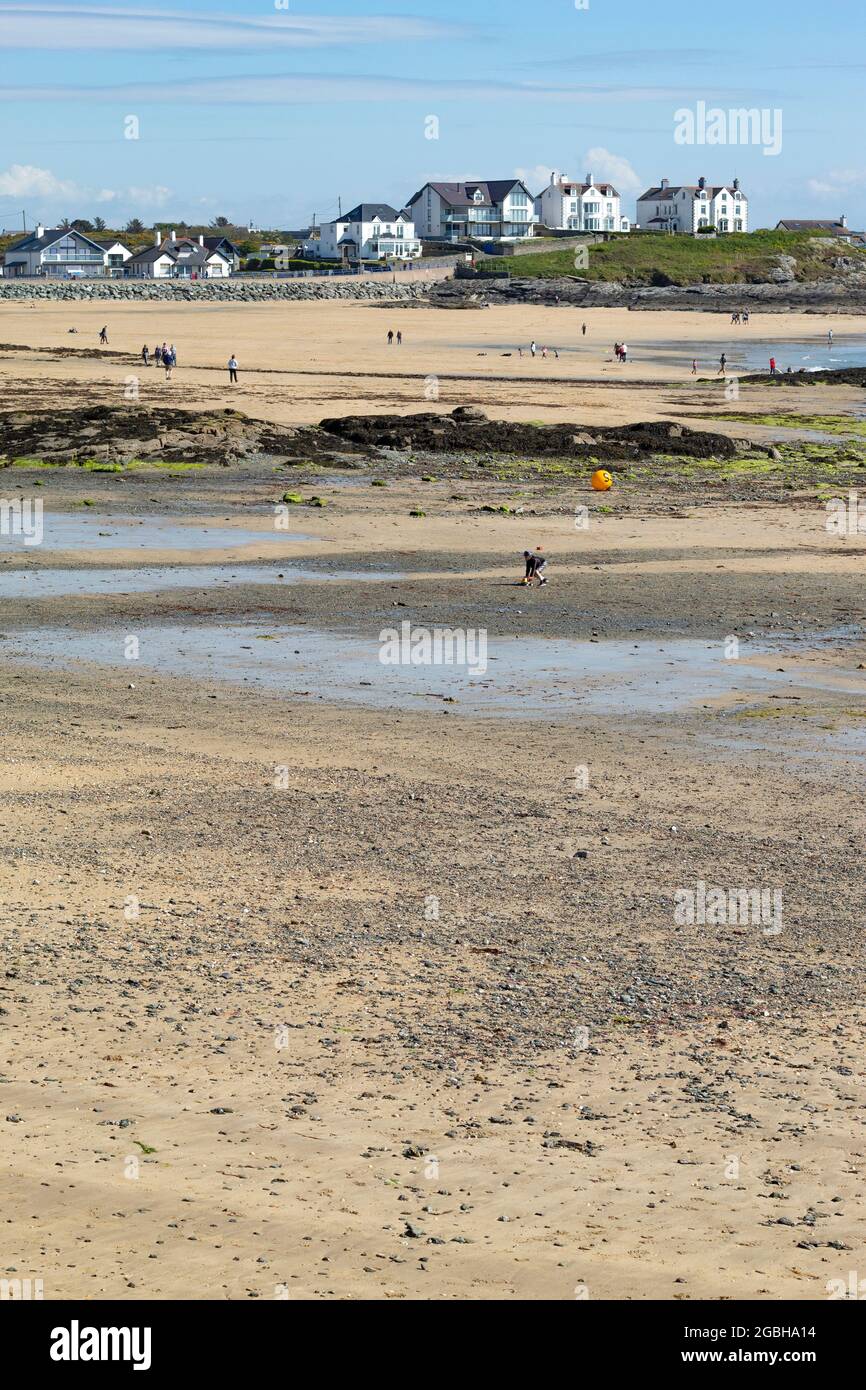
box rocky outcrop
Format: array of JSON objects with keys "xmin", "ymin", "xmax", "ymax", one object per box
[
  {"xmin": 0, "ymin": 404, "xmax": 363, "ymax": 466},
  {"xmin": 429, "ymin": 276, "xmax": 866, "ymax": 313},
  {"xmin": 319, "ymin": 407, "xmax": 751, "ymax": 460},
  {"xmin": 0, "ymin": 403, "xmax": 755, "ymax": 466}
]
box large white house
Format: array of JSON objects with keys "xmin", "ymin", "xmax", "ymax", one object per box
[
  {"xmin": 313, "ymin": 204, "xmax": 422, "ymax": 263},
  {"xmin": 535, "ymin": 172, "xmax": 630, "ymax": 233},
  {"xmin": 636, "ymin": 177, "xmax": 747, "ymax": 233},
  {"xmin": 3, "ymin": 225, "xmax": 114, "ymax": 276},
  {"xmin": 128, "ymin": 231, "xmax": 233, "ymax": 279},
  {"xmin": 407, "ymin": 180, "xmax": 538, "ymax": 241}
]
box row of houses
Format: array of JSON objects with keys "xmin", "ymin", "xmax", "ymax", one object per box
[
  {"xmin": 4, "ymin": 178, "xmax": 861, "ymax": 278},
  {"xmin": 2, "ymin": 226, "xmax": 240, "ymax": 278},
  {"xmin": 304, "ymin": 173, "xmax": 752, "ymax": 265}
]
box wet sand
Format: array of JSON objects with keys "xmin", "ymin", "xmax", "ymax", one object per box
[{"xmin": 1, "ymin": 457, "xmax": 865, "ymax": 1300}]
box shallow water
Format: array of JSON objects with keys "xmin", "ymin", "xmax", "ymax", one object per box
[
  {"xmin": 450, "ymin": 336, "xmax": 866, "ymax": 374},
  {"xmin": 0, "ymin": 513, "xmax": 313, "ymax": 554},
  {"xmin": 4, "ymin": 624, "xmax": 863, "ymax": 719},
  {"xmin": 0, "ymin": 565, "xmax": 399, "ymax": 598}
]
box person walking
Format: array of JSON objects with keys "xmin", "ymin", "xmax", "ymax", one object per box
[
  {"xmin": 154, "ymin": 344, "xmax": 163, "ymax": 366},
  {"xmin": 141, "ymin": 345, "xmax": 149, "ymax": 367},
  {"xmin": 228, "ymin": 354, "xmax": 239, "ymax": 384},
  {"xmin": 828, "ymin": 329, "xmax": 833, "ymax": 347},
  {"xmin": 769, "ymin": 356, "xmax": 776, "ymax": 375},
  {"xmin": 99, "ymin": 326, "xmax": 108, "ymax": 344},
  {"xmin": 164, "ymin": 347, "xmax": 174, "ymax": 380},
  {"xmin": 387, "ymin": 330, "xmax": 394, "ymax": 345},
  {"xmin": 691, "ymin": 358, "xmax": 698, "ymax": 375},
  {"xmin": 530, "ymin": 340, "xmax": 537, "ymax": 357},
  {"xmin": 620, "ymin": 342, "xmax": 628, "ymax": 363},
  {"xmin": 581, "ymin": 322, "xmax": 587, "ymax": 336},
  {"xmin": 718, "ymin": 352, "xmax": 727, "ymax": 375},
  {"xmin": 396, "ymin": 330, "xmax": 402, "ymax": 346}
]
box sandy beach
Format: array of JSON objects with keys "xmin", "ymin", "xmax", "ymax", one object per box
[{"xmin": 1, "ymin": 291, "xmax": 865, "ymax": 1303}]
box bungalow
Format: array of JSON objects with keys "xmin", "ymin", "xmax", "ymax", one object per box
[
  {"xmin": 128, "ymin": 232, "xmax": 233, "ymax": 279},
  {"xmin": 775, "ymin": 217, "xmax": 865, "ymax": 247},
  {"xmin": 636, "ymin": 177, "xmax": 747, "ymax": 233},
  {"xmin": 407, "ymin": 180, "xmax": 538, "ymax": 242},
  {"xmin": 312, "ymin": 205, "xmax": 422, "ymax": 263},
  {"xmin": 535, "ymin": 171, "xmax": 629, "ymax": 233},
  {"xmin": 3, "ymin": 225, "xmax": 108, "ymax": 276}
]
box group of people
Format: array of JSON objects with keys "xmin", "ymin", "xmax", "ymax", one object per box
[
  {"xmin": 141, "ymin": 342, "xmax": 178, "ymax": 377},
  {"xmin": 613, "ymin": 342, "xmax": 629, "ymax": 362},
  {"xmin": 386, "ymin": 330, "xmax": 403, "ymax": 345},
  {"xmin": 521, "ymin": 341, "xmax": 559, "ymax": 359},
  {"xmin": 730, "ymin": 310, "xmax": 751, "ymax": 324}
]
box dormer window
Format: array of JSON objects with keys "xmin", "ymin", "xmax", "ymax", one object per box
[{"xmin": 472, "ymin": 189, "xmax": 484, "ymax": 203}]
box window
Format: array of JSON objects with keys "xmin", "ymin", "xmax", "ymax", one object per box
[{"xmin": 509, "ymin": 190, "xmax": 529, "ymax": 206}]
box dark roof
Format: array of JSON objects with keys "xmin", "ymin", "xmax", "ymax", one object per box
[
  {"xmin": 340, "ymin": 204, "xmax": 404, "ymax": 223},
  {"xmin": 202, "ymin": 235, "xmax": 240, "ymax": 255},
  {"xmin": 6, "ymin": 226, "xmax": 105, "ymax": 253},
  {"xmin": 408, "ymin": 180, "xmax": 528, "ymax": 208},
  {"xmin": 93, "ymin": 237, "xmax": 133, "ymax": 251},
  {"xmin": 639, "ymin": 183, "xmax": 742, "ymax": 201},
  {"xmin": 775, "ymin": 219, "xmax": 861, "ymax": 234},
  {"xmin": 129, "ymin": 246, "xmax": 174, "ymax": 264},
  {"xmin": 538, "ymin": 179, "xmax": 619, "ymax": 198}
]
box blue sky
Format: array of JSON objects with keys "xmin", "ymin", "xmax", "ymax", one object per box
[{"xmin": 0, "ymin": 0, "xmax": 863, "ymax": 232}]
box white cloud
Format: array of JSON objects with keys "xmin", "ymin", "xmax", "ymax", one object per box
[
  {"xmin": 0, "ymin": 163, "xmax": 78, "ymax": 198},
  {"xmin": 0, "ymin": 162, "xmax": 174, "ymax": 216},
  {"xmin": 581, "ymin": 148, "xmax": 643, "ymax": 195},
  {"xmin": 0, "ymin": 4, "xmax": 465, "ymax": 50},
  {"xmin": 807, "ymin": 169, "xmax": 866, "ymax": 198},
  {"xmin": 514, "ymin": 164, "xmax": 556, "ymax": 193}
]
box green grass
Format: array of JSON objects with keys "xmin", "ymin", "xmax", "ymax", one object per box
[
  {"xmin": 477, "ymin": 229, "xmax": 866, "ymax": 285},
  {"xmin": 715, "ymin": 412, "xmax": 866, "ymax": 437}
]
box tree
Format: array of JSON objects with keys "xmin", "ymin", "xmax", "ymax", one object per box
[
  {"xmin": 93, "ymin": 216, "xmax": 106, "ymax": 232},
  {"xmin": 126, "ymin": 218, "xmax": 145, "ymax": 234},
  {"xmin": 59, "ymin": 216, "xmax": 71, "ymax": 229},
  {"xmin": 211, "ymin": 215, "xmax": 230, "ymax": 228},
  {"xmin": 71, "ymin": 218, "xmax": 94, "ymax": 232}
]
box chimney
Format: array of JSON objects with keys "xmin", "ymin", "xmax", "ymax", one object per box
[
  {"xmin": 586, "ymin": 172, "xmax": 593, "ymax": 186},
  {"xmin": 841, "ymin": 214, "xmax": 848, "ymax": 228},
  {"xmin": 733, "ymin": 177, "xmax": 740, "ymax": 191},
  {"xmin": 660, "ymin": 179, "xmax": 669, "ymax": 190},
  {"xmin": 36, "ymin": 223, "xmax": 45, "ymax": 239},
  {"xmin": 170, "ymin": 229, "xmax": 176, "ymax": 241},
  {"xmin": 698, "ymin": 176, "xmax": 706, "ymax": 189},
  {"xmin": 199, "ymin": 234, "xmax": 205, "ymax": 246},
  {"xmin": 550, "ymin": 170, "xmax": 556, "ymax": 186},
  {"xmin": 154, "ymin": 228, "xmax": 161, "ymax": 246}
]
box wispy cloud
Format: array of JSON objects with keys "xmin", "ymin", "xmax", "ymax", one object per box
[
  {"xmin": 0, "ymin": 73, "xmax": 734, "ymax": 106},
  {"xmin": 807, "ymin": 169, "xmax": 866, "ymax": 198},
  {"xmin": 0, "ymin": 3, "xmax": 466, "ymax": 50},
  {"xmin": 0, "ymin": 161, "xmax": 170, "ymax": 208}
]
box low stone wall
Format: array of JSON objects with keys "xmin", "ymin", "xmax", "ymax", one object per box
[{"xmin": 0, "ymin": 278, "xmax": 442, "ymax": 304}]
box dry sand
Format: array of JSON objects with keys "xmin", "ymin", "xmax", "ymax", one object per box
[{"xmin": 1, "ymin": 300, "xmax": 863, "ymax": 426}]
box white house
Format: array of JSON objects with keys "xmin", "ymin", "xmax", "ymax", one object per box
[
  {"xmin": 3, "ymin": 225, "xmax": 109, "ymax": 276},
  {"xmin": 312, "ymin": 204, "xmax": 422, "ymax": 263},
  {"xmin": 128, "ymin": 231, "xmax": 233, "ymax": 279},
  {"xmin": 535, "ymin": 172, "xmax": 629, "ymax": 233},
  {"xmin": 636, "ymin": 177, "xmax": 747, "ymax": 233},
  {"xmin": 407, "ymin": 180, "xmax": 538, "ymax": 241},
  {"xmin": 94, "ymin": 237, "xmax": 134, "ymax": 275}
]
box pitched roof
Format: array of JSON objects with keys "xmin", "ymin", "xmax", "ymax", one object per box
[
  {"xmin": 340, "ymin": 203, "xmax": 405, "ymax": 223},
  {"xmin": 775, "ymin": 219, "xmax": 861, "ymax": 234},
  {"xmin": 408, "ymin": 180, "xmax": 528, "ymax": 208},
  {"xmin": 540, "ymin": 178, "xmax": 619, "ymax": 198},
  {"xmin": 639, "ymin": 183, "xmax": 743, "ymax": 201},
  {"xmin": 6, "ymin": 227, "xmax": 105, "ymax": 253}
]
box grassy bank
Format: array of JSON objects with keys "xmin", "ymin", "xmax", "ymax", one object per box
[{"xmin": 478, "ymin": 230, "xmax": 866, "ymax": 285}]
